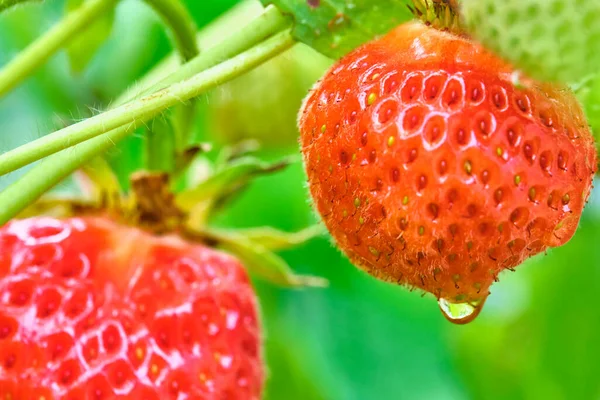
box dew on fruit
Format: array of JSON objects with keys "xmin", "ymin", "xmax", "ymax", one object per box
[{"xmin": 439, "ymin": 297, "xmax": 485, "ymax": 324}]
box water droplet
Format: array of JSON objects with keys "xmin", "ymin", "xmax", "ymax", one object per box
[{"xmin": 438, "ymin": 297, "xmax": 486, "ymax": 324}]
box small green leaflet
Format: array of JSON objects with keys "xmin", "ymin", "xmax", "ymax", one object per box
[
  {"xmin": 66, "ymin": 0, "xmax": 115, "ymax": 73},
  {"xmin": 260, "ymin": 0, "xmax": 413, "ymax": 59}
]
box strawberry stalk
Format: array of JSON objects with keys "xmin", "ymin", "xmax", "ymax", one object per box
[
  {"xmin": 0, "ymin": 5, "xmax": 291, "ymax": 176},
  {"xmin": 114, "ymin": 5, "xmax": 291, "ymax": 105},
  {"xmin": 145, "ymin": 0, "xmax": 199, "ymax": 61},
  {"xmin": 0, "ymin": 0, "xmax": 199, "ymax": 99},
  {"xmin": 0, "ymin": 0, "xmax": 119, "ymax": 98},
  {"xmin": 0, "ymin": 28, "xmax": 295, "ymax": 225}
]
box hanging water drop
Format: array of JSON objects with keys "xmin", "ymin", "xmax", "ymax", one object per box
[{"xmin": 438, "ymin": 297, "xmax": 486, "ymax": 324}]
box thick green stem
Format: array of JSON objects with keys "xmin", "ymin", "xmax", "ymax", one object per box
[
  {"xmin": 0, "ymin": 0, "xmax": 42, "ymax": 12},
  {"xmin": 0, "ymin": 5, "xmax": 291, "ymax": 175},
  {"xmin": 0, "ymin": 29, "xmax": 295, "ymax": 224},
  {"xmin": 141, "ymin": 0, "xmax": 199, "ymax": 167},
  {"xmin": 115, "ymin": 4, "xmax": 290, "ymax": 105},
  {"xmin": 0, "ymin": 0, "xmax": 118, "ymax": 98},
  {"xmin": 145, "ymin": 0, "xmax": 199, "ymax": 61}
]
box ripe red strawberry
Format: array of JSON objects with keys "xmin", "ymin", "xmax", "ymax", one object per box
[
  {"xmin": 299, "ymin": 22, "xmax": 596, "ymax": 317},
  {"xmin": 0, "ymin": 217, "xmax": 262, "ymax": 399}
]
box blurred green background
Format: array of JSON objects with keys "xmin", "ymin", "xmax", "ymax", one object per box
[{"xmin": 1, "ymin": 1, "xmax": 600, "ymax": 399}]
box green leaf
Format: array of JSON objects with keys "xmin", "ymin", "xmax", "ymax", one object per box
[
  {"xmin": 175, "ymin": 156, "xmax": 291, "ymax": 211},
  {"xmin": 65, "ymin": 0, "xmax": 115, "ymax": 73},
  {"xmin": 199, "ymin": 229, "xmax": 328, "ymax": 288},
  {"xmin": 235, "ymin": 225, "xmax": 325, "ymax": 251},
  {"xmin": 259, "ymin": 0, "xmax": 413, "ymax": 59}
]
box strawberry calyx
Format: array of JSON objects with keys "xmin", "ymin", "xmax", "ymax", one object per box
[
  {"xmin": 408, "ymin": 0, "xmax": 463, "ymax": 35},
  {"xmin": 18, "ymin": 145, "xmax": 327, "ymax": 289}
]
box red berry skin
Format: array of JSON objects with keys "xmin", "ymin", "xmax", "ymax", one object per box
[
  {"xmin": 299, "ymin": 22, "xmax": 597, "ymax": 305},
  {"xmin": 0, "ymin": 217, "xmax": 263, "ymax": 399}
]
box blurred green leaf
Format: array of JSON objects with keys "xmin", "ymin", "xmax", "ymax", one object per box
[
  {"xmin": 259, "ymin": 0, "xmax": 413, "ymax": 59},
  {"xmin": 202, "ymin": 229, "xmax": 328, "ymax": 287},
  {"xmin": 0, "ymin": 0, "xmax": 42, "ymax": 13},
  {"xmin": 577, "ymin": 74, "xmax": 600, "ymax": 142},
  {"xmin": 461, "ymin": 0, "xmax": 600, "ymax": 83},
  {"xmin": 65, "ymin": 0, "xmax": 115, "ymax": 73},
  {"xmin": 452, "ymin": 203, "xmax": 600, "ymax": 399},
  {"xmin": 175, "ymin": 156, "xmax": 290, "ymax": 211},
  {"xmin": 235, "ymin": 224, "xmax": 325, "ymax": 251}
]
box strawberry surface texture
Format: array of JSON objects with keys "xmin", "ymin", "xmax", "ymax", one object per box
[
  {"xmin": 0, "ymin": 217, "xmax": 262, "ymax": 399},
  {"xmin": 299, "ymin": 22, "xmax": 597, "ymax": 307}
]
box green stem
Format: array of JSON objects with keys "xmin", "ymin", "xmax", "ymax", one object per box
[
  {"xmin": 0, "ymin": 29, "xmax": 295, "ymax": 224},
  {"xmin": 0, "ymin": 0, "xmax": 42, "ymax": 13},
  {"xmin": 145, "ymin": 0, "xmax": 199, "ymax": 61},
  {"xmin": 0, "ymin": 0, "xmax": 118, "ymax": 98},
  {"xmin": 115, "ymin": 4, "xmax": 290, "ymax": 105},
  {"xmin": 141, "ymin": 0, "xmax": 198, "ymax": 168},
  {"xmin": 0, "ymin": 5, "xmax": 291, "ymax": 175}
]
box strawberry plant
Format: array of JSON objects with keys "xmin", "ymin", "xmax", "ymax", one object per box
[{"xmin": 0, "ymin": 0, "xmax": 599, "ymax": 397}]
